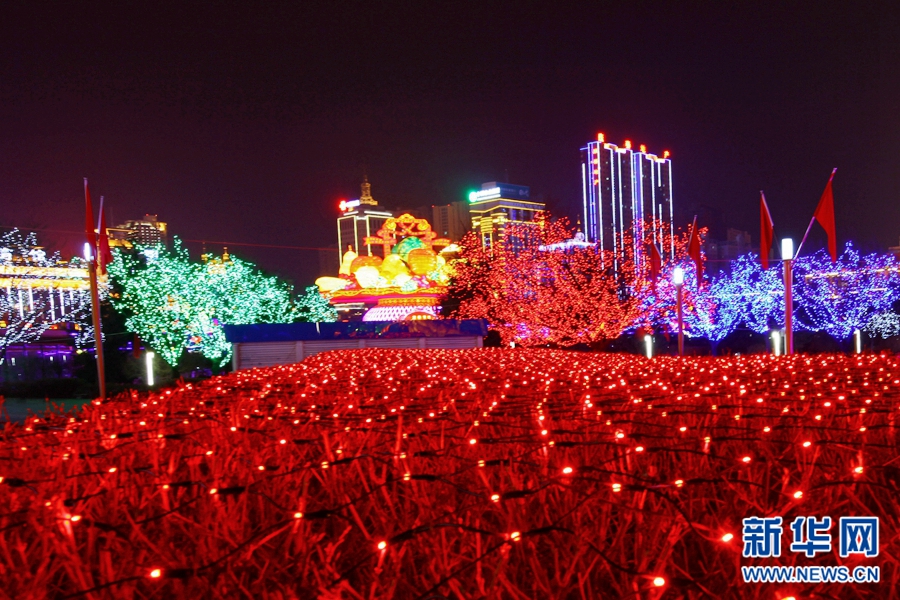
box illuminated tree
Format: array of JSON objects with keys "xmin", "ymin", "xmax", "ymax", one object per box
[
  {"xmin": 794, "ymin": 242, "xmax": 900, "ymax": 340},
  {"xmin": 296, "ymin": 286, "xmax": 338, "ymax": 322},
  {"xmin": 865, "ymin": 311, "xmax": 900, "ymax": 339},
  {"xmin": 0, "ymin": 229, "xmax": 92, "ymax": 366},
  {"xmin": 630, "ymin": 224, "xmax": 706, "ymax": 334},
  {"xmin": 108, "ymin": 240, "xmax": 297, "ymax": 367},
  {"xmin": 450, "ymin": 215, "xmax": 641, "ymax": 346}
]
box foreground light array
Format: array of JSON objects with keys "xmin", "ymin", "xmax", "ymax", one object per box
[{"xmin": 1, "ymin": 349, "xmax": 898, "ymax": 597}]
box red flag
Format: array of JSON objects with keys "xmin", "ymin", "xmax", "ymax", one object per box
[
  {"xmin": 687, "ymin": 216, "xmax": 703, "ymax": 284},
  {"xmin": 648, "ymin": 241, "xmax": 661, "ymax": 288},
  {"xmin": 97, "ymin": 201, "xmax": 113, "ymax": 275},
  {"xmin": 84, "ymin": 178, "xmax": 97, "ymax": 250},
  {"xmin": 760, "ymin": 191, "xmax": 774, "ymax": 269},
  {"xmin": 813, "ymin": 169, "xmax": 838, "ymax": 263}
]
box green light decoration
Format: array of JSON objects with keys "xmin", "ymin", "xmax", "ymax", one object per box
[
  {"xmin": 108, "ymin": 240, "xmax": 300, "ymax": 367},
  {"xmin": 296, "ymin": 285, "xmax": 338, "ymax": 322}
]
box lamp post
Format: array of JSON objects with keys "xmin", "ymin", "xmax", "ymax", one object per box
[
  {"xmin": 673, "ymin": 267, "xmax": 684, "ymax": 356},
  {"xmin": 782, "ymin": 238, "xmax": 794, "ymax": 356}
]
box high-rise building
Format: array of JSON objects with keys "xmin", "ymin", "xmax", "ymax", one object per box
[
  {"xmin": 468, "ymin": 182, "xmax": 545, "ymax": 251},
  {"xmin": 581, "ymin": 133, "xmax": 674, "ymax": 269},
  {"xmin": 337, "ymin": 178, "xmax": 394, "ymax": 259},
  {"xmin": 431, "ymin": 200, "xmax": 470, "ymax": 242},
  {"xmin": 108, "ymin": 214, "xmax": 168, "ymax": 248}
]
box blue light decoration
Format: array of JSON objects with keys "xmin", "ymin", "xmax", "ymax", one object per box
[
  {"xmin": 864, "ymin": 311, "xmax": 900, "ymax": 339},
  {"xmin": 716, "ymin": 253, "xmax": 785, "ymax": 335},
  {"xmin": 793, "ymin": 242, "xmax": 900, "ymax": 340}
]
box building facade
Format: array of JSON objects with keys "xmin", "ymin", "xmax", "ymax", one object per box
[
  {"xmin": 468, "ymin": 182, "xmax": 545, "ymax": 251},
  {"xmin": 431, "ymin": 200, "xmax": 470, "ymax": 242},
  {"xmin": 337, "ymin": 178, "xmax": 394, "ymax": 259},
  {"xmin": 108, "ymin": 214, "xmax": 168, "ymax": 248},
  {"xmin": 581, "ymin": 134, "xmax": 674, "ymax": 270}
]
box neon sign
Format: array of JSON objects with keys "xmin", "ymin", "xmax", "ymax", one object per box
[{"xmin": 339, "ymin": 199, "xmax": 361, "ymax": 212}]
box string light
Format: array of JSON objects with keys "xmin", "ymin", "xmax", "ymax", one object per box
[
  {"xmin": 107, "ymin": 239, "xmax": 300, "ymax": 367},
  {"xmin": 3, "ymin": 348, "xmax": 899, "ymax": 597}
]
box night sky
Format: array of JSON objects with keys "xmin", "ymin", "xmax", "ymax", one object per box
[{"xmin": 2, "ymin": 3, "xmax": 898, "ymax": 285}]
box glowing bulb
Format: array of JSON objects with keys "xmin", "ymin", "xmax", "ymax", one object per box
[
  {"xmin": 721, "ymin": 533, "xmax": 734, "ymax": 542},
  {"xmin": 509, "ymin": 531, "xmax": 521, "ymax": 542},
  {"xmin": 793, "ymin": 491, "xmax": 803, "ymax": 499},
  {"xmin": 491, "ymin": 494, "xmax": 500, "ymax": 502},
  {"xmin": 149, "ymin": 568, "xmax": 162, "ymax": 578},
  {"xmin": 562, "ymin": 466, "xmax": 573, "ymax": 474},
  {"xmin": 377, "ymin": 541, "xmax": 387, "ymax": 550},
  {"xmin": 653, "ymin": 576, "xmax": 665, "ymax": 587}
]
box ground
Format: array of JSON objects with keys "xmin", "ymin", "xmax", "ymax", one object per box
[{"xmin": 1, "ymin": 348, "xmax": 897, "ymax": 598}]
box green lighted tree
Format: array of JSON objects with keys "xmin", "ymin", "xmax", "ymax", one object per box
[
  {"xmin": 296, "ymin": 285, "xmax": 338, "ymax": 322},
  {"xmin": 108, "ymin": 240, "xmax": 298, "ymax": 367}
]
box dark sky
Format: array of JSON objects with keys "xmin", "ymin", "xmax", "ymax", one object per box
[{"xmin": 2, "ymin": 2, "xmax": 898, "ymax": 285}]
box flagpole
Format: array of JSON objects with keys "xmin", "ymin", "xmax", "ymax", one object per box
[
  {"xmin": 84, "ymin": 178, "xmax": 106, "ymax": 401},
  {"xmin": 793, "ymin": 215, "xmax": 817, "ymax": 260},
  {"xmin": 87, "ymin": 252, "xmax": 107, "ymax": 401}
]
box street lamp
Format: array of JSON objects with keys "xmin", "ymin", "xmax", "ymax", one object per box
[
  {"xmin": 673, "ymin": 267, "xmax": 684, "ymax": 356},
  {"xmin": 782, "ymin": 238, "xmax": 794, "ymax": 356},
  {"xmin": 644, "ymin": 334, "xmax": 653, "ymax": 359}
]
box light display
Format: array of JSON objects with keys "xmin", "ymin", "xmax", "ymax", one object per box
[
  {"xmin": 0, "ymin": 229, "xmax": 93, "ymax": 363},
  {"xmin": 3, "ymin": 349, "xmax": 899, "ymax": 597},
  {"xmin": 793, "ymin": 242, "xmax": 900, "ymax": 340},
  {"xmin": 864, "ymin": 311, "xmax": 900, "ymax": 339},
  {"xmin": 295, "ymin": 285, "xmax": 338, "ymax": 322},
  {"xmin": 452, "ymin": 216, "xmax": 648, "ymax": 346},
  {"xmin": 316, "ymin": 213, "xmax": 452, "ymax": 321},
  {"xmin": 108, "ymin": 241, "xmax": 297, "ymax": 367}
]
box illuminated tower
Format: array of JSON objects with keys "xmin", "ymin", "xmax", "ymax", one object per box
[
  {"xmin": 336, "ymin": 177, "xmax": 394, "ymax": 260},
  {"xmin": 468, "ymin": 182, "xmax": 545, "ymax": 251},
  {"xmin": 581, "ymin": 134, "xmax": 674, "ymax": 270}
]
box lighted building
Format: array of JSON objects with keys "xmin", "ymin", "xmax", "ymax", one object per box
[
  {"xmin": 337, "ymin": 178, "xmax": 394, "ymax": 261},
  {"xmin": 108, "ymin": 214, "xmax": 168, "ymax": 248},
  {"xmin": 468, "ymin": 182, "xmax": 545, "ymax": 250},
  {"xmin": 581, "ymin": 134, "xmax": 674, "ymax": 270},
  {"xmin": 432, "ymin": 200, "xmax": 470, "ymax": 242}
]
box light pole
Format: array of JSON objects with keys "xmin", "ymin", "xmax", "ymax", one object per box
[
  {"xmin": 782, "ymin": 238, "xmax": 794, "ymax": 356},
  {"xmin": 673, "ymin": 267, "xmax": 684, "ymax": 356}
]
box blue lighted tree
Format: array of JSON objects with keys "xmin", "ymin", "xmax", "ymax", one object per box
[
  {"xmin": 720, "ymin": 253, "xmax": 785, "ymax": 335},
  {"xmin": 794, "ymin": 242, "xmax": 900, "ymax": 340}
]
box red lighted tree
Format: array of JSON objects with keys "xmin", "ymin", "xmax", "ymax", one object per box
[
  {"xmin": 448, "ymin": 215, "xmax": 639, "ymax": 346},
  {"xmin": 446, "ymin": 215, "xmax": 704, "ymax": 347}
]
